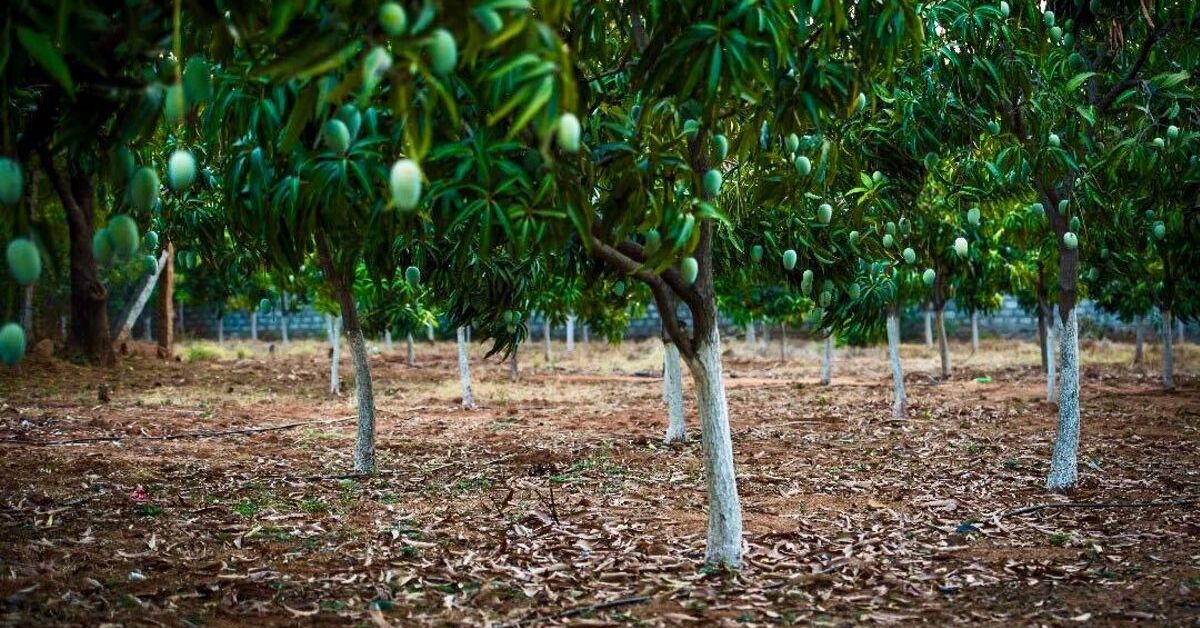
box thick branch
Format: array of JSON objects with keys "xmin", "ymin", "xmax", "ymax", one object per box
[
  {"xmin": 591, "ymin": 237, "xmax": 694, "ymax": 358},
  {"xmin": 613, "ymin": 240, "xmax": 705, "ymax": 315},
  {"xmin": 1095, "ymin": 26, "xmax": 1159, "ymax": 115}
]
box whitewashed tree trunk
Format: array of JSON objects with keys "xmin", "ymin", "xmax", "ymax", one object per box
[
  {"xmin": 217, "ymin": 314, "xmax": 224, "ymax": 344},
  {"xmin": 112, "ymin": 250, "xmax": 168, "ymax": 344},
  {"xmin": 762, "ymin": 321, "xmax": 770, "ymax": 344},
  {"xmin": 566, "ymin": 314, "xmax": 576, "ymax": 353},
  {"xmin": 820, "ymin": 333, "xmax": 833, "ymax": 386},
  {"xmin": 250, "ymin": 310, "xmax": 258, "ymax": 341},
  {"xmin": 1162, "ymin": 308, "xmax": 1175, "ymax": 391},
  {"xmin": 456, "ymin": 326, "xmax": 475, "ymax": 409},
  {"xmin": 328, "ymin": 314, "xmax": 341, "ymax": 395},
  {"xmin": 1046, "ymin": 305, "xmax": 1058, "ymax": 404},
  {"xmin": 936, "ymin": 308, "xmax": 951, "ymax": 379},
  {"xmin": 682, "ymin": 325, "xmax": 742, "ymax": 568},
  {"xmin": 1133, "ymin": 314, "xmax": 1144, "ymax": 365},
  {"xmin": 142, "ymin": 313, "xmax": 152, "ymax": 341},
  {"xmin": 280, "ymin": 292, "xmax": 290, "ymax": 345},
  {"xmin": 662, "ymin": 340, "xmax": 687, "ymax": 443},
  {"xmin": 543, "ymin": 317, "xmax": 552, "ymax": 362},
  {"xmin": 466, "ymin": 325, "xmax": 471, "ymax": 343},
  {"xmin": 970, "ymin": 310, "xmax": 979, "ymax": 353},
  {"xmin": 426, "ymin": 322, "xmax": 435, "ymax": 342},
  {"xmin": 384, "ymin": 330, "xmax": 393, "ymax": 352},
  {"xmin": 924, "ymin": 306, "xmax": 934, "ymax": 348},
  {"xmin": 582, "ymin": 325, "xmax": 590, "ymax": 345},
  {"xmin": 346, "ymin": 322, "xmax": 376, "ymax": 473},
  {"xmin": 886, "ymin": 311, "xmax": 906, "ymax": 419},
  {"xmin": 1046, "ymin": 308, "xmax": 1080, "ymax": 492},
  {"xmin": 406, "ymin": 332, "xmax": 415, "ymax": 367},
  {"xmin": 745, "ymin": 319, "xmax": 756, "ymax": 344},
  {"xmin": 1177, "ymin": 318, "xmax": 1185, "ymax": 344}
]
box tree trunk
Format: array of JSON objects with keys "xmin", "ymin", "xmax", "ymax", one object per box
[
  {"xmin": 1162, "ymin": 308, "xmax": 1175, "ymax": 391},
  {"xmin": 971, "ymin": 310, "xmax": 980, "ymax": 353},
  {"xmin": 662, "ymin": 339, "xmax": 686, "ymax": 444},
  {"xmin": 1133, "ymin": 314, "xmax": 1144, "ymax": 365},
  {"xmin": 143, "ymin": 313, "xmax": 153, "ymax": 341},
  {"xmin": 924, "ymin": 304, "xmax": 934, "ymax": 348},
  {"xmin": 886, "ymin": 309, "xmax": 906, "ymax": 419},
  {"xmin": 406, "ymin": 332, "xmax": 415, "ymax": 367},
  {"xmin": 154, "ymin": 242, "xmax": 175, "ymax": 360},
  {"xmin": 779, "ymin": 323, "xmax": 786, "ymax": 361},
  {"xmin": 384, "ymin": 330, "xmax": 392, "ymax": 352},
  {"xmin": 466, "ymin": 325, "xmax": 471, "ymax": 343},
  {"xmin": 762, "ymin": 321, "xmax": 770, "ymax": 343},
  {"xmin": 21, "ymin": 285, "xmax": 34, "ymax": 338},
  {"xmin": 217, "ymin": 314, "xmax": 224, "ymax": 344},
  {"xmin": 543, "ymin": 316, "xmax": 552, "ymax": 362},
  {"xmin": 1045, "ymin": 306, "xmax": 1057, "ymax": 404},
  {"xmin": 1177, "ymin": 318, "xmax": 1185, "ymax": 344},
  {"xmin": 509, "ymin": 346, "xmax": 519, "ymax": 382},
  {"xmin": 112, "ymin": 250, "xmax": 168, "ymax": 345},
  {"xmin": 456, "ymin": 326, "xmax": 475, "ymax": 409},
  {"xmin": 280, "ymin": 292, "xmax": 290, "ymax": 344},
  {"xmin": 682, "ymin": 323, "xmax": 741, "ymax": 568},
  {"xmin": 250, "ymin": 311, "xmax": 258, "ymax": 341},
  {"xmin": 58, "ymin": 169, "xmax": 115, "ymax": 365},
  {"xmin": 745, "ymin": 319, "xmax": 756, "ymax": 344},
  {"xmin": 426, "ymin": 322, "xmax": 435, "ymax": 342},
  {"xmin": 936, "ymin": 307, "xmax": 951, "ymax": 379},
  {"xmin": 582, "ymin": 324, "xmax": 590, "ymax": 345},
  {"xmin": 566, "ymin": 314, "xmax": 575, "ymax": 353},
  {"xmin": 328, "ymin": 314, "xmax": 341, "ymax": 394},
  {"xmin": 1046, "ymin": 307, "xmax": 1080, "ymax": 492},
  {"xmin": 1037, "ymin": 304, "xmax": 1048, "ymax": 372},
  {"xmin": 820, "ymin": 333, "xmax": 833, "ymax": 386}
]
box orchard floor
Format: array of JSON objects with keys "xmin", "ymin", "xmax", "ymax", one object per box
[{"xmin": 1, "ymin": 335, "xmax": 1199, "ymax": 626}]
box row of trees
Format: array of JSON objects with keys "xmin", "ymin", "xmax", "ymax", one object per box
[{"xmin": 3, "ymin": 0, "xmax": 1197, "ymax": 567}]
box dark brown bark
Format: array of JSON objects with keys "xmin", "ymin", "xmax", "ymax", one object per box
[
  {"xmin": 156, "ymin": 242, "xmax": 175, "ymax": 359},
  {"xmin": 41, "ymin": 152, "xmax": 114, "ymax": 366}
]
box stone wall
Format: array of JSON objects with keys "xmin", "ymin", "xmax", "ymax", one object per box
[{"xmin": 168, "ymin": 297, "xmax": 1194, "ymax": 343}]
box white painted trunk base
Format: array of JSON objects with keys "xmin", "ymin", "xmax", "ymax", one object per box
[
  {"xmin": 820, "ymin": 334, "xmax": 833, "ymax": 386},
  {"xmin": 1163, "ymin": 309, "xmax": 1175, "ymax": 391},
  {"xmin": 971, "ymin": 310, "xmax": 979, "ymax": 353},
  {"xmin": 510, "ymin": 348, "xmax": 519, "ymax": 382},
  {"xmin": 328, "ymin": 315, "xmax": 342, "ymax": 395},
  {"xmin": 683, "ymin": 325, "xmax": 743, "ymax": 568},
  {"xmin": 1046, "ymin": 309, "xmax": 1058, "ymax": 404},
  {"xmin": 426, "ymin": 322, "xmax": 435, "ymax": 342},
  {"xmin": 281, "ymin": 292, "xmax": 290, "ymax": 344},
  {"xmin": 457, "ymin": 326, "xmax": 475, "ymax": 409},
  {"xmin": 924, "ymin": 308, "xmax": 933, "ymax": 348},
  {"xmin": 250, "ymin": 311, "xmax": 258, "ymax": 341},
  {"xmin": 406, "ymin": 333, "xmax": 415, "ymax": 367},
  {"xmin": 543, "ymin": 318, "xmax": 552, "ymax": 362},
  {"xmin": 936, "ymin": 309, "xmax": 951, "ymax": 379},
  {"xmin": 745, "ymin": 319, "xmax": 756, "ymax": 344},
  {"xmin": 886, "ymin": 313, "xmax": 906, "ymax": 419},
  {"xmin": 1046, "ymin": 308, "xmax": 1080, "ymax": 492},
  {"xmin": 217, "ymin": 316, "xmax": 224, "ymax": 344},
  {"xmin": 384, "ymin": 330, "xmax": 393, "ymax": 352},
  {"xmin": 1133, "ymin": 314, "xmax": 1144, "ymax": 365},
  {"xmin": 662, "ymin": 341, "xmax": 687, "ymax": 443},
  {"xmin": 347, "ymin": 324, "xmax": 377, "ymax": 473},
  {"xmin": 566, "ymin": 315, "xmax": 576, "ymax": 353}
]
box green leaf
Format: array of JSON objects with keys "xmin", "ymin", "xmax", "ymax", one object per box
[
  {"xmin": 17, "ymin": 27, "xmax": 74, "ymax": 95},
  {"xmin": 1064, "ymin": 72, "xmax": 1096, "ymax": 93}
]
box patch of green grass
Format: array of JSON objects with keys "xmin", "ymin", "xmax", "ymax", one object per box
[
  {"xmin": 1002, "ymin": 457, "xmax": 1019, "ymax": 470},
  {"xmin": 136, "ymin": 504, "xmax": 163, "ymax": 517},
  {"xmin": 233, "ymin": 500, "xmax": 259, "ymax": 517},
  {"xmin": 1049, "ymin": 532, "xmax": 1070, "ymax": 547},
  {"xmin": 320, "ymin": 599, "xmax": 347, "ymax": 612},
  {"xmin": 183, "ymin": 344, "xmax": 224, "ymax": 362},
  {"xmin": 452, "ymin": 476, "xmax": 493, "ymax": 492},
  {"xmin": 300, "ymin": 498, "xmax": 329, "ymax": 514},
  {"xmin": 965, "ymin": 443, "xmax": 984, "ymax": 455}
]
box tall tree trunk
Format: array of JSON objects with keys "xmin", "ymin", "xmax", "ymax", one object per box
[
  {"xmin": 53, "ymin": 166, "xmax": 114, "ymax": 365},
  {"xmin": 971, "ymin": 310, "xmax": 980, "ymax": 353},
  {"xmin": 1162, "ymin": 308, "xmax": 1175, "ymax": 391},
  {"xmin": 217, "ymin": 314, "xmax": 224, "ymax": 344},
  {"xmin": 316, "ymin": 237, "xmax": 376, "ymax": 474},
  {"xmin": 384, "ymin": 330, "xmax": 392, "ymax": 352},
  {"xmin": 1133, "ymin": 314, "xmax": 1144, "ymax": 365},
  {"xmin": 542, "ymin": 316, "xmax": 552, "ymax": 362},
  {"xmin": 328, "ymin": 314, "xmax": 341, "ymax": 394},
  {"xmin": 1037, "ymin": 304, "xmax": 1048, "ymax": 373},
  {"xmin": 663, "ymin": 338, "xmax": 687, "ymax": 444},
  {"xmin": 112, "ymin": 251, "xmax": 169, "ymax": 345},
  {"xmin": 566, "ymin": 314, "xmax": 576, "ymax": 353},
  {"xmin": 456, "ymin": 326, "xmax": 475, "ymax": 409},
  {"xmin": 280, "ymin": 292, "xmax": 290, "ymax": 344},
  {"xmin": 20, "ymin": 285, "xmax": 34, "ymax": 338},
  {"xmin": 406, "ymin": 332, "xmax": 415, "ymax": 367},
  {"xmin": 682, "ymin": 322, "xmax": 741, "ymax": 567},
  {"xmin": 509, "ymin": 345, "xmax": 519, "ymax": 382},
  {"xmin": 1046, "ymin": 308, "xmax": 1080, "ymax": 491},
  {"xmin": 142, "ymin": 313, "xmax": 152, "ymax": 341},
  {"xmin": 936, "ymin": 306, "xmax": 951, "ymax": 379},
  {"xmin": 250, "ymin": 310, "xmax": 258, "ymax": 341},
  {"xmin": 582, "ymin": 324, "xmax": 590, "ymax": 345},
  {"xmin": 924, "ymin": 303, "xmax": 934, "ymax": 348},
  {"xmin": 426, "ymin": 322, "xmax": 435, "ymax": 342},
  {"xmin": 1045, "ymin": 304, "xmax": 1057, "ymax": 404},
  {"xmin": 886, "ymin": 308, "xmax": 906, "ymax": 419},
  {"xmin": 820, "ymin": 333, "xmax": 833, "ymax": 386},
  {"xmin": 745, "ymin": 319, "xmax": 756, "ymax": 344}
]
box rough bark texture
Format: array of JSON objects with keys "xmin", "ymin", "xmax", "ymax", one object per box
[
  {"xmin": 886, "ymin": 311, "xmax": 906, "ymax": 420},
  {"xmin": 112, "ymin": 250, "xmax": 168, "ymax": 345},
  {"xmin": 456, "ymin": 326, "xmax": 475, "ymax": 409},
  {"xmin": 1133, "ymin": 314, "xmax": 1144, "ymax": 365},
  {"xmin": 328, "ymin": 315, "xmax": 341, "ymax": 395},
  {"xmin": 971, "ymin": 310, "xmax": 980, "ymax": 353},
  {"xmin": 936, "ymin": 308, "xmax": 951, "ymax": 380},
  {"xmin": 566, "ymin": 315, "xmax": 575, "ymax": 353},
  {"xmin": 316, "ymin": 236, "xmax": 376, "ymax": 474},
  {"xmin": 52, "ymin": 166, "xmax": 114, "ymax": 366},
  {"xmin": 662, "ymin": 340, "xmax": 686, "ymax": 444},
  {"xmin": 1046, "ymin": 308, "xmax": 1080, "ymax": 492},
  {"xmin": 406, "ymin": 332, "xmax": 415, "ymax": 367},
  {"xmin": 819, "ymin": 334, "xmax": 833, "ymax": 386},
  {"xmin": 683, "ymin": 325, "xmax": 742, "ymax": 568},
  {"xmin": 155, "ymin": 242, "xmax": 175, "ymax": 360},
  {"xmin": 1162, "ymin": 308, "xmax": 1175, "ymax": 391}
]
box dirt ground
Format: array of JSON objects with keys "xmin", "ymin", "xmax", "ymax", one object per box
[{"xmin": 1, "ymin": 333, "xmax": 1198, "ymax": 626}]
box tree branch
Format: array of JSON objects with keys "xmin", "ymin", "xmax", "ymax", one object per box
[
  {"xmin": 1095, "ymin": 26, "xmax": 1159, "ymax": 115},
  {"xmin": 590, "ymin": 237, "xmax": 694, "ymax": 358}
]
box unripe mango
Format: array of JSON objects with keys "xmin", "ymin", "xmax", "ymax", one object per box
[
  {"xmin": 108, "ymin": 215, "xmax": 140, "ymax": 258},
  {"xmin": 786, "ymin": 133, "xmax": 800, "ymax": 154},
  {"xmin": 6, "ymin": 238, "xmax": 41, "ymax": 285},
  {"xmin": 967, "ymin": 206, "xmax": 980, "ymax": 226},
  {"xmin": 380, "ymin": 2, "xmax": 407, "ymax": 35},
  {"xmin": 801, "ymin": 269, "xmax": 814, "ymax": 295},
  {"xmin": 703, "ymin": 169, "xmax": 723, "ymax": 198},
  {"xmin": 130, "ymin": 167, "xmax": 160, "ymax": 212},
  {"xmin": 794, "ymin": 155, "xmax": 812, "ymax": 176},
  {"xmin": 645, "ymin": 229, "xmax": 662, "ymax": 255},
  {"xmin": 782, "ymin": 249, "xmax": 797, "ymax": 270},
  {"xmin": 163, "ymin": 83, "xmax": 186, "ymax": 126},
  {"xmin": 750, "ymin": 244, "xmax": 763, "ymax": 263},
  {"xmin": 681, "ymin": 257, "xmax": 699, "ymax": 284},
  {"xmin": 922, "ymin": 268, "xmax": 936, "ymax": 286},
  {"xmin": 429, "ymin": 29, "xmax": 458, "ymax": 74},
  {"xmin": 0, "ymin": 158, "xmax": 24, "ymax": 205},
  {"xmin": 954, "ymin": 237, "xmax": 969, "ymax": 258},
  {"xmin": 714, "ymin": 134, "xmax": 729, "ymax": 160},
  {"xmin": 324, "ymin": 119, "xmax": 351, "ymax": 153},
  {"xmin": 0, "ymin": 323, "xmax": 26, "ymax": 366},
  {"xmin": 390, "ymin": 159, "xmax": 422, "ymax": 211},
  {"xmin": 902, "ymin": 247, "xmax": 916, "ymax": 265},
  {"xmin": 817, "ymin": 203, "xmax": 832, "ymax": 224},
  {"xmin": 168, "ymin": 150, "xmax": 196, "ymax": 190},
  {"xmin": 557, "ymin": 113, "xmax": 581, "ymax": 153},
  {"xmin": 1062, "ymin": 231, "xmax": 1078, "ymax": 249},
  {"xmin": 93, "ymin": 228, "xmax": 115, "ymax": 265},
  {"xmin": 405, "ymin": 265, "xmax": 421, "ymax": 285}
]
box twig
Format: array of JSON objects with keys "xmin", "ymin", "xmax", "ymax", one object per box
[
  {"xmin": 0, "ymin": 415, "xmax": 357, "ymax": 446},
  {"xmin": 1000, "ymin": 497, "xmax": 1197, "ymax": 518},
  {"xmin": 499, "ymin": 595, "xmax": 651, "ymax": 627}
]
